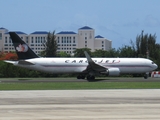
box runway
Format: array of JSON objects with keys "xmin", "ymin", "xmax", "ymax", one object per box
[
  {"xmin": 0, "ymin": 77, "xmax": 160, "ymax": 83},
  {"xmin": 0, "ymin": 89, "xmax": 160, "ymax": 120}
]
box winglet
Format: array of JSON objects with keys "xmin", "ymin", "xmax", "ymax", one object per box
[
  {"xmin": 84, "ymin": 51, "xmax": 106, "ymax": 71},
  {"xmin": 84, "ymin": 51, "xmax": 93, "ymax": 64}
]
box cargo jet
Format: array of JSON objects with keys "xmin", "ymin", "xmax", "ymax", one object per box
[{"xmin": 5, "ymin": 32, "xmax": 158, "ymax": 80}]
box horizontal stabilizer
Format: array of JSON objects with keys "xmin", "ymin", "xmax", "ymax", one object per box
[
  {"xmin": 4, "ymin": 60, "xmax": 17, "ymax": 64},
  {"xmin": 4, "ymin": 60, "xmax": 34, "ymax": 65},
  {"xmin": 18, "ymin": 60, "xmax": 35, "ymax": 65}
]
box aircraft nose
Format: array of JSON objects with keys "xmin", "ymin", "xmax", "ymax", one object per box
[
  {"xmin": 155, "ymin": 64, "xmax": 158, "ymax": 69},
  {"xmin": 152, "ymin": 63, "xmax": 158, "ymax": 70}
]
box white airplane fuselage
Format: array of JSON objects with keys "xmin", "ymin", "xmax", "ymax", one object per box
[{"xmin": 13, "ymin": 57, "xmax": 157, "ymax": 75}]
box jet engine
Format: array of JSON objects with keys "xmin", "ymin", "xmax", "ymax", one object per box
[{"xmin": 101, "ymin": 68, "xmax": 120, "ymax": 76}]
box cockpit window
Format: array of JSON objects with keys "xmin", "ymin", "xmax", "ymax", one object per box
[{"xmin": 152, "ymin": 62, "xmax": 155, "ymax": 64}]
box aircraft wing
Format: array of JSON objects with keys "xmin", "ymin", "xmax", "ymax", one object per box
[{"xmin": 83, "ymin": 51, "xmax": 107, "ymax": 72}]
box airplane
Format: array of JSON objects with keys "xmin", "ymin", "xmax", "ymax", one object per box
[{"xmin": 4, "ymin": 32, "xmax": 158, "ymax": 80}]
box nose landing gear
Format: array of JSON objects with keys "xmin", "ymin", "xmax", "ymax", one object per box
[{"xmin": 144, "ymin": 72, "xmax": 149, "ymax": 79}]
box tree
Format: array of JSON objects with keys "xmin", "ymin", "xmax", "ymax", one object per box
[
  {"xmin": 73, "ymin": 48, "xmax": 91, "ymax": 57},
  {"xmin": 43, "ymin": 31, "xmax": 57, "ymax": 57},
  {"xmin": 92, "ymin": 49, "xmax": 106, "ymax": 57},
  {"xmin": 136, "ymin": 31, "xmax": 159, "ymax": 59},
  {"xmin": 119, "ymin": 45, "xmax": 136, "ymax": 57},
  {"xmin": 134, "ymin": 31, "xmax": 160, "ymax": 70},
  {"xmin": 58, "ymin": 51, "xmax": 71, "ymax": 57},
  {"xmin": 105, "ymin": 48, "xmax": 119, "ymax": 57},
  {"xmin": 0, "ymin": 52, "xmax": 18, "ymax": 60}
]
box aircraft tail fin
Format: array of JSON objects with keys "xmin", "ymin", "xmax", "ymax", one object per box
[{"xmin": 9, "ymin": 32, "xmax": 39, "ymax": 60}]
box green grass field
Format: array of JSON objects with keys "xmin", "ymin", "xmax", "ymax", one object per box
[{"xmin": 0, "ymin": 77, "xmax": 160, "ymax": 90}]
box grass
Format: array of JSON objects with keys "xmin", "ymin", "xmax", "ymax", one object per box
[{"xmin": 0, "ymin": 82, "xmax": 160, "ymax": 90}]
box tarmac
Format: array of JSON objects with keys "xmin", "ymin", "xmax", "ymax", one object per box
[
  {"xmin": 0, "ymin": 77, "xmax": 160, "ymax": 83},
  {"xmin": 0, "ymin": 89, "xmax": 160, "ymax": 120}
]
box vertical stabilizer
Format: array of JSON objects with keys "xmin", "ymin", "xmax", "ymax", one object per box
[{"xmin": 9, "ymin": 32, "xmax": 39, "ymax": 60}]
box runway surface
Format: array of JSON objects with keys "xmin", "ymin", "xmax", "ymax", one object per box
[
  {"xmin": 0, "ymin": 89, "xmax": 160, "ymax": 120},
  {"xmin": 0, "ymin": 77, "xmax": 160, "ymax": 83}
]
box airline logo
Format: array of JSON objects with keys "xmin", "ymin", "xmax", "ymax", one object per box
[{"xmin": 16, "ymin": 44, "xmax": 28, "ymax": 52}]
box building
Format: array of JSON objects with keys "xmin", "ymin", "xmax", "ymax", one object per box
[
  {"xmin": 29, "ymin": 31, "xmax": 48, "ymax": 54},
  {"xmin": 0, "ymin": 28, "xmax": 48, "ymax": 55},
  {"xmin": 55, "ymin": 26, "xmax": 112, "ymax": 55},
  {"xmin": 56, "ymin": 31, "xmax": 77, "ymax": 55},
  {"xmin": 0, "ymin": 26, "xmax": 112, "ymax": 55}
]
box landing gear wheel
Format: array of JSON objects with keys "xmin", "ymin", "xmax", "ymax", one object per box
[
  {"xmin": 87, "ymin": 75, "xmax": 95, "ymax": 81},
  {"xmin": 77, "ymin": 75, "xmax": 85, "ymax": 79},
  {"xmin": 81, "ymin": 76, "xmax": 85, "ymax": 79},
  {"xmin": 77, "ymin": 75, "xmax": 81, "ymax": 79},
  {"xmin": 90, "ymin": 76, "xmax": 95, "ymax": 80},
  {"xmin": 144, "ymin": 74, "xmax": 148, "ymax": 79}
]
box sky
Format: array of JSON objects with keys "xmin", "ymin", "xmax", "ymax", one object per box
[{"xmin": 1, "ymin": 0, "xmax": 160, "ymax": 48}]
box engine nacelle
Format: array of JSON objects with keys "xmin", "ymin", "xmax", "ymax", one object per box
[{"xmin": 101, "ymin": 68, "xmax": 120, "ymax": 76}]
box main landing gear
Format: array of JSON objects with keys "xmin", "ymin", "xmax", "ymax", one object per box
[
  {"xmin": 77, "ymin": 74, "xmax": 95, "ymax": 80},
  {"xmin": 77, "ymin": 75, "xmax": 85, "ymax": 79},
  {"xmin": 86, "ymin": 75, "xmax": 95, "ymax": 80}
]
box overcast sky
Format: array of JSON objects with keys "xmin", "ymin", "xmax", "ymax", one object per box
[{"xmin": 1, "ymin": 0, "xmax": 160, "ymax": 48}]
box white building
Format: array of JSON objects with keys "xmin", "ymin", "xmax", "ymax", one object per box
[
  {"xmin": 28, "ymin": 31, "xmax": 48, "ymax": 54},
  {"xmin": 56, "ymin": 31, "xmax": 78, "ymax": 55},
  {"xmin": 0, "ymin": 26, "xmax": 112, "ymax": 55},
  {"xmin": 56, "ymin": 26, "xmax": 112, "ymax": 54}
]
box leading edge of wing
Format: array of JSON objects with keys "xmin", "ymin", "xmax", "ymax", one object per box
[{"xmin": 84, "ymin": 51, "xmax": 106, "ymax": 72}]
